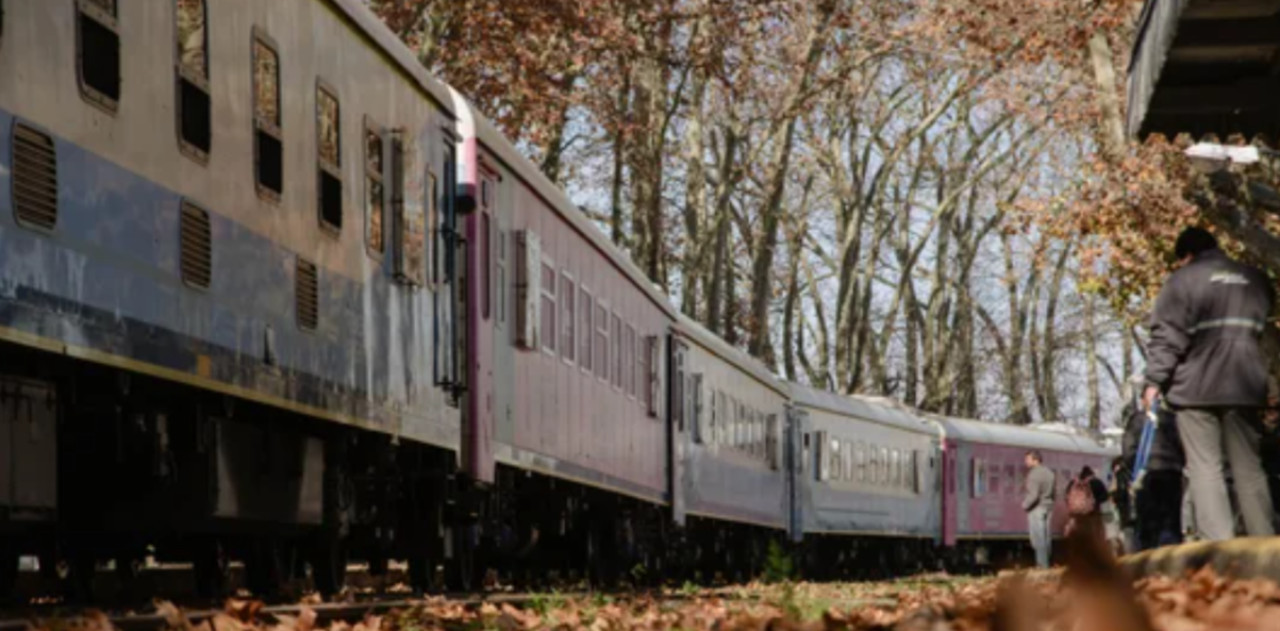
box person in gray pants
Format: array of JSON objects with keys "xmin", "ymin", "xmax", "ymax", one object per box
[
  {"xmin": 1143, "ymin": 227, "xmax": 1275, "ymax": 541},
  {"xmin": 1022, "ymin": 450, "xmax": 1056, "ymax": 567}
]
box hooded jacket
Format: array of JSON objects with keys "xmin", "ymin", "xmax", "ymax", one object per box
[{"xmin": 1145, "ymin": 249, "xmax": 1274, "ymax": 408}]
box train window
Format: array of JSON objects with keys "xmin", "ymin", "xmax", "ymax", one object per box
[
  {"xmin": 579, "ymin": 288, "xmax": 593, "ymax": 372},
  {"xmin": 815, "ymin": 431, "xmax": 829, "ymax": 481},
  {"xmin": 891, "ymin": 450, "xmax": 901, "ymax": 488},
  {"xmin": 611, "ymin": 313, "xmax": 623, "ymax": 389},
  {"xmin": 855, "ymin": 442, "xmax": 866, "ymax": 482},
  {"xmin": 644, "ymin": 335, "xmax": 659, "ymax": 417},
  {"xmin": 633, "ymin": 329, "xmax": 644, "ymax": 401},
  {"xmin": 252, "ymin": 31, "xmax": 283, "ymax": 199},
  {"xmin": 496, "ymin": 229, "xmax": 506, "ymax": 325},
  {"xmin": 364, "ymin": 121, "xmax": 385, "ymax": 255},
  {"xmin": 539, "ymin": 261, "xmax": 556, "ymax": 353},
  {"xmin": 175, "ymin": 0, "xmax": 211, "ymax": 159},
  {"xmin": 316, "ymin": 82, "xmax": 342, "ymax": 231},
  {"xmin": 829, "ymin": 439, "xmax": 841, "ymax": 481},
  {"xmin": 624, "ymin": 324, "xmax": 636, "ymax": 398},
  {"xmin": 594, "ymin": 303, "xmax": 608, "ymax": 380},
  {"xmin": 560, "ymin": 273, "xmax": 575, "ymax": 363},
  {"xmin": 843, "ymin": 440, "xmax": 854, "ymax": 480},
  {"xmin": 690, "ymin": 374, "xmax": 704, "ymax": 442},
  {"xmin": 911, "ymin": 451, "xmax": 922, "ymax": 493},
  {"xmin": 971, "ymin": 459, "xmax": 985, "ymax": 498},
  {"xmin": 516, "ymin": 230, "xmax": 540, "ymax": 348},
  {"xmin": 802, "ymin": 432, "xmax": 811, "ymax": 474},
  {"xmin": 766, "ymin": 415, "xmax": 779, "ymax": 470},
  {"xmin": 1004, "ymin": 465, "xmax": 1016, "ymax": 496},
  {"xmin": 393, "ymin": 135, "xmax": 425, "ymax": 285},
  {"xmin": 707, "ymin": 388, "xmax": 719, "ymax": 443},
  {"xmin": 428, "ymin": 173, "xmax": 442, "ymax": 285},
  {"xmin": 77, "ymin": 0, "xmax": 120, "ymax": 112}
]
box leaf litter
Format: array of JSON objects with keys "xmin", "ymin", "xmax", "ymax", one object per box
[{"xmin": 22, "ymin": 535, "xmax": 1280, "ymax": 631}]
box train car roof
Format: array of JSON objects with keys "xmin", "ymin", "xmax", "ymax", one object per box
[
  {"xmin": 790, "ymin": 386, "xmax": 938, "ymax": 435},
  {"xmin": 329, "ymin": 0, "xmax": 459, "ymax": 119},
  {"xmin": 671, "ymin": 313, "xmax": 788, "ymax": 396},
  {"xmin": 932, "ymin": 415, "xmax": 1116, "ymax": 457}
]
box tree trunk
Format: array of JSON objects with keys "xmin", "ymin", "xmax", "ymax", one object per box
[
  {"xmin": 681, "ymin": 66, "xmax": 708, "ymax": 318},
  {"xmin": 1083, "ymin": 284, "xmax": 1102, "ymax": 430}
]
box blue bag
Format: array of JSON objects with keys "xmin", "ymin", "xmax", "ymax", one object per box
[{"xmin": 1131, "ymin": 395, "xmax": 1160, "ymax": 491}]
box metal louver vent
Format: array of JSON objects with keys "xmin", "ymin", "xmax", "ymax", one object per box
[
  {"xmin": 12, "ymin": 124, "xmax": 58, "ymax": 230},
  {"xmin": 296, "ymin": 259, "xmax": 318, "ymax": 330},
  {"xmin": 179, "ymin": 202, "xmax": 212, "ymax": 289}
]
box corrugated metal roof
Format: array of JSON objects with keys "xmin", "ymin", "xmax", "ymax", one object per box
[
  {"xmin": 1127, "ymin": 0, "xmax": 1280, "ymax": 139},
  {"xmin": 790, "ymin": 386, "xmax": 938, "ymax": 434},
  {"xmin": 933, "ymin": 415, "xmax": 1117, "ymax": 456}
]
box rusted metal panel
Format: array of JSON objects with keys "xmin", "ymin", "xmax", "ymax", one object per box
[{"xmin": 0, "ymin": 1, "xmax": 463, "ymax": 451}]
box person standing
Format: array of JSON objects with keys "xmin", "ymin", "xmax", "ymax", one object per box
[
  {"xmin": 1022, "ymin": 450, "xmax": 1056, "ymax": 568},
  {"xmin": 1109, "ymin": 457, "xmax": 1137, "ymax": 554},
  {"xmin": 1143, "ymin": 227, "xmax": 1275, "ymax": 541},
  {"xmin": 1065, "ymin": 466, "xmax": 1109, "ymax": 545},
  {"xmin": 1121, "ymin": 373, "xmax": 1185, "ymax": 550}
]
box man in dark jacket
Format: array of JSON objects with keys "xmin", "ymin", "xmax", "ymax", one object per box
[
  {"xmin": 1122, "ymin": 373, "xmax": 1185, "ymax": 550},
  {"xmin": 1143, "ymin": 227, "xmax": 1275, "ymax": 541}
]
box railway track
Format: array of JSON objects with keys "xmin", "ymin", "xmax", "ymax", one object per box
[{"xmin": 0, "ymin": 591, "xmax": 594, "ymax": 631}]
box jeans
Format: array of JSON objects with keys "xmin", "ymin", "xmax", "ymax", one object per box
[
  {"xmin": 1135, "ymin": 469, "xmax": 1184, "ymax": 550},
  {"xmin": 1176, "ymin": 408, "xmax": 1274, "ymax": 540},
  {"xmin": 1027, "ymin": 506, "xmax": 1052, "ymax": 568}
]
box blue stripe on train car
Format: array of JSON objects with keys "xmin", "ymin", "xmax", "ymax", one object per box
[{"xmin": 0, "ymin": 110, "xmax": 455, "ymax": 447}]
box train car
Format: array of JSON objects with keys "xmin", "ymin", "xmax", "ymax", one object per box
[
  {"xmin": 448, "ymin": 88, "xmax": 679, "ymax": 586},
  {"xmin": 935, "ymin": 415, "xmax": 1117, "ymax": 565},
  {"xmin": 0, "ymin": 0, "xmax": 471, "ymax": 596},
  {"xmin": 668, "ymin": 314, "xmax": 790, "ymax": 580},
  {"xmin": 790, "ymin": 389, "xmax": 943, "ymax": 578}
]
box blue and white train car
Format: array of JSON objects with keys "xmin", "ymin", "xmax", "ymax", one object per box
[{"xmin": 790, "ymin": 387, "xmax": 942, "ymax": 577}]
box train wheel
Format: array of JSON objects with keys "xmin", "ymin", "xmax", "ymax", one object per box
[
  {"xmin": 194, "ymin": 539, "xmax": 230, "ymax": 601},
  {"xmin": 407, "ymin": 553, "xmax": 436, "ymax": 594},
  {"xmin": 246, "ymin": 540, "xmax": 285, "ymax": 599},
  {"xmin": 311, "ymin": 536, "xmax": 347, "ymax": 598},
  {"xmin": 445, "ymin": 526, "xmax": 478, "ymax": 592}
]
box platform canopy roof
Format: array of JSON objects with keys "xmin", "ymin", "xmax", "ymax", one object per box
[{"xmin": 1127, "ymin": 0, "xmax": 1280, "ymax": 140}]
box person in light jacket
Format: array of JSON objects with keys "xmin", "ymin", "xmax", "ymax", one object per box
[
  {"xmin": 1143, "ymin": 227, "xmax": 1275, "ymax": 541},
  {"xmin": 1022, "ymin": 450, "xmax": 1056, "ymax": 568}
]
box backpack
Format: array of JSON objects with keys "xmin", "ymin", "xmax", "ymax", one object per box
[{"xmin": 1066, "ymin": 478, "xmax": 1096, "ymax": 516}]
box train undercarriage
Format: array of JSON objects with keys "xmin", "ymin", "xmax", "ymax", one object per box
[{"xmin": 0, "ymin": 341, "xmax": 1037, "ymax": 604}]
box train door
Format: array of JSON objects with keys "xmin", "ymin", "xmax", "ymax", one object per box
[
  {"xmin": 667, "ymin": 335, "xmax": 687, "ymax": 526},
  {"xmin": 462, "ymin": 168, "xmax": 498, "ymax": 484},
  {"xmin": 786, "ymin": 406, "xmax": 807, "ymax": 543},
  {"xmin": 942, "ymin": 443, "xmax": 957, "ymax": 545}
]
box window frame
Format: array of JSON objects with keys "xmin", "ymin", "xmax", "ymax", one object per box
[
  {"xmin": 251, "ymin": 28, "xmax": 283, "ymax": 202},
  {"xmin": 624, "ymin": 323, "xmax": 636, "ymax": 399},
  {"xmin": 611, "ymin": 311, "xmax": 623, "ymax": 390},
  {"xmin": 363, "ymin": 116, "xmax": 386, "ymax": 258},
  {"xmin": 594, "ymin": 300, "xmax": 609, "ymax": 382},
  {"xmin": 560, "ymin": 271, "xmax": 575, "ymax": 365},
  {"xmin": 578, "ymin": 286, "xmax": 593, "ymax": 375},
  {"xmin": 76, "ymin": 0, "xmax": 120, "ymax": 114},
  {"xmin": 539, "ymin": 259, "xmax": 557, "ymax": 355},
  {"xmin": 174, "ymin": 0, "xmax": 211, "ymax": 163},
  {"xmin": 315, "ymin": 78, "xmax": 343, "ymax": 234}
]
